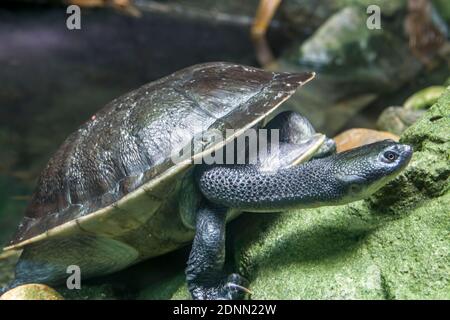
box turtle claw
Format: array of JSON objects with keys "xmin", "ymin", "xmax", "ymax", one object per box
[
  {"xmin": 189, "ymin": 273, "xmax": 251, "ymax": 300},
  {"xmin": 222, "ymin": 273, "xmax": 252, "ymax": 299}
]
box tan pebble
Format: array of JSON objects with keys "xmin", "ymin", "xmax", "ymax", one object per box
[
  {"xmin": 334, "ymin": 128, "xmax": 399, "ymax": 153},
  {"xmin": 0, "ymin": 284, "xmax": 64, "ymax": 300}
]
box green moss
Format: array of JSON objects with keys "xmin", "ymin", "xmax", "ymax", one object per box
[
  {"xmin": 404, "ymin": 86, "xmax": 446, "ymax": 110},
  {"xmin": 366, "ymin": 193, "xmax": 450, "ymax": 299},
  {"xmin": 138, "ymin": 273, "xmax": 188, "ymax": 300},
  {"xmin": 58, "ymin": 283, "xmax": 119, "ymax": 300}
]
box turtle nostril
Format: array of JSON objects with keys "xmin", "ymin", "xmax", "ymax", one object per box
[
  {"xmin": 402, "ymin": 144, "xmax": 412, "ymax": 153},
  {"xmin": 399, "ymin": 144, "xmax": 413, "ymax": 161}
]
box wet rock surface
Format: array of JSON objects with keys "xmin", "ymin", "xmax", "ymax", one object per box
[
  {"xmin": 1, "ymin": 283, "xmax": 64, "ymax": 300},
  {"xmin": 377, "ymin": 107, "xmax": 425, "ymax": 136}
]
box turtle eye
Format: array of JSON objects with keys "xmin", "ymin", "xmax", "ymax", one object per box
[{"xmin": 383, "ymin": 151, "xmax": 398, "ymax": 163}]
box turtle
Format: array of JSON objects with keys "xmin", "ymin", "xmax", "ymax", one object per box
[{"xmin": 0, "ymin": 62, "xmax": 413, "ymax": 300}]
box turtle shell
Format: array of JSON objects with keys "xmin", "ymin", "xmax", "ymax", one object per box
[{"xmin": 5, "ymin": 62, "xmax": 314, "ymax": 253}]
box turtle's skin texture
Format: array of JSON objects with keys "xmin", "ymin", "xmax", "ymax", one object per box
[
  {"xmin": 187, "ymin": 139, "xmax": 412, "ymax": 299},
  {"xmin": 1, "ymin": 62, "xmax": 413, "ymax": 300}
]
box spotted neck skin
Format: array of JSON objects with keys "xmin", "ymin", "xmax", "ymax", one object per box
[{"xmin": 195, "ymin": 140, "xmax": 413, "ymax": 212}]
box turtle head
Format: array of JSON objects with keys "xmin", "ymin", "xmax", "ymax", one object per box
[{"xmin": 333, "ymin": 140, "xmax": 413, "ymax": 203}]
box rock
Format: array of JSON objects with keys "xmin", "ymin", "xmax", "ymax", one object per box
[
  {"xmin": 377, "ymin": 84, "xmax": 447, "ymax": 136},
  {"xmin": 377, "ymin": 106, "xmax": 425, "ymax": 136},
  {"xmin": 404, "ymin": 86, "xmax": 446, "ymax": 110},
  {"xmin": 281, "ymin": 0, "xmax": 406, "ymax": 35},
  {"xmin": 334, "ymin": 128, "xmax": 399, "ymax": 153},
  {"xmin": 289, "ymin": 7, "xmax": 420, "ymax": 78},
  {"xmin": 276, "ymin": 6, "xmax": 422, "ymax": 134},
  {"xmin": 1, "ymin": 284, "xmax": 64, "ymax": 300}
]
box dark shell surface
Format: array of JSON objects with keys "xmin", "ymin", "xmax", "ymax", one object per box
[{"xmin": 8, "ymin": 62, "xmax": 313, "ymax": 247}]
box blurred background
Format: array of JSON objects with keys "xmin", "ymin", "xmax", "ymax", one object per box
[{"xmin": 0, "ymin": 0, "xmax": 448, "ymax": 298}]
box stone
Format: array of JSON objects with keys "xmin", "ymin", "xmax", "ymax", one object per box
[
  {"xmin": 1, "ymin": 283, "xmax": 64, "ymax": 300},
  {"xmin": 377, "ymin": 106, "xmax": 425, "ymax": 136},
  {"xmin": 334, "ymin": 128, "xmax": 399, "ymax": 152},
  {"xmin": 404, "ymin": 86, "xmax": 446, "ymax": 110},
  {"xmin": 281, "ymin": 0, "xmax": 407, "ymax": 34}
]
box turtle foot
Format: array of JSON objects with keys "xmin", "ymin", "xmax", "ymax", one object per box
[{"xmin": 189, "ymin": 273, "xmax": 251, "ymax": 300}]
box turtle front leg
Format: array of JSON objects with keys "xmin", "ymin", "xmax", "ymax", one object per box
[
  {"xmin": 267, "ymin": 111, "xmax": 337, "ymax": 158},
  {"xmin": 186, "ymin": 203, "xmax": 250, "ymax": 300}
]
